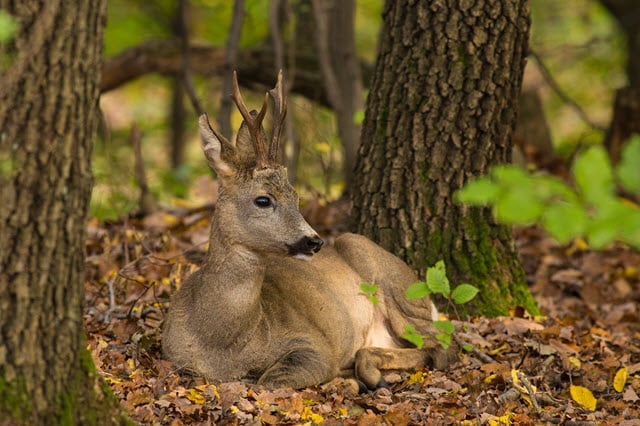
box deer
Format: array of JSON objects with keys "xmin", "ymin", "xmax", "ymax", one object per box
[{"xmin": 162, "ymin": 71, "xmax": 457, "ymax": 390}]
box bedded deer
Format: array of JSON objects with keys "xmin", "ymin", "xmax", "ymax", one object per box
[{"xmin": 162, "ymin": 71, "xmax": 456, "ymax": 389}]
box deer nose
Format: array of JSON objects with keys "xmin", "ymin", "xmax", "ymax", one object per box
[
  {"xmin": 288, "ymin": 235, "xmax": 324, "ymax": 256},
  {"xmin": 306, "ymin": 236, "xmax": 324, "ymax": 253}
]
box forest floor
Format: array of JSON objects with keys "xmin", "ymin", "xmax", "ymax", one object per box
[{"xmin": 84, "ymin": 189, "xmax": 640, "ymax": 425}]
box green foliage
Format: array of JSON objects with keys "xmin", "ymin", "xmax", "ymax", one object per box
[
  {"xmin": 456, "ymin": 137, "xmax": 640, "ymax": 250},
  {"xmin": 359, "ymin": 283, "xmax": 379, "ymax": 306},
  {"xmin": 403, "ymin": 261, "xmax": 479, "ymax": 350},
  {"xmin": 0, "ymin": 9, "xmax": 17, "ymax": 42},
  {"xmin": 617, "ymin": 135, "xmax": 640, "ymax": 194}
]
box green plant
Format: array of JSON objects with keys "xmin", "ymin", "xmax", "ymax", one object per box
[
  {"xmin": 456, "ymin": 136, "xmax": 640, "ymax": 250},
  {"xmin": 402, "ymin": 261, "xmax": 479, "ymax": 350},
  {"xmin": 359, "ymin": 283, "xmax": 379, "ymax": 306}
]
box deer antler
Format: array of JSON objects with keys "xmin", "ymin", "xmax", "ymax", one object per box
[
  {"xmin": 231, "ymin": 71, "xmax": 269, "ymax": 168},
  {"xmin": 268, "ymin": 70, "xmax": 288, "ymax": 163}
]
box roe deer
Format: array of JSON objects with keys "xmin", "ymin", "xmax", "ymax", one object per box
[{"xmin": 162, "ymin": 71, "xmax": 457, "ymax": 389}]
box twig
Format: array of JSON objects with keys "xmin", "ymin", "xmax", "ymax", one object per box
[
  {"xmin": 529, "ymin": 49, "xmax": 605, "ymax": 132},
  {"xmin": 218, "ymin": 0, "xmax": 245, "ymax": 138},
  {"xmin": 453, "ymin": 333, "xmax": 496, "ymax": 364},
  {"xmin": 516, "ymin": 370, "xmax": 542, "ymax": 415},
  {"xmin": 178, "ymin": 0, "xmax": 205, "ymax": 116}
]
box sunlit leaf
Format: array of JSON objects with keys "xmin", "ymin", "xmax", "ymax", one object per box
[
  {"xmin": 616, "ymin": 135, "xmax": 640, "ymax": 194},
  {"xmin": 494, "ymin": 189, "xmax": 544, "ymax": 224},
  {"xmin": 570, "ymin": 384, "xmax": 597, "ymax": 410},
  {"xmin": 301, "ymin": 406, "xmax": 324, "ymax": 424},
  {"xmin": 186, "ymin": 388, "xmax": 206, "ymax": 405},
  {"xmin": 360, "ymin": 283, "xmax": 379, "ymax": 305},
  {"xmin": 613, "ymin": 367, "xmax": 628, "ymax": 393},
  {"xmin": 573, "ymin": 146, "xmax": 614, "ymax": 205},
  {"xmin": 568, "ymin": 356, "xmax": 582, "ymax": 369},
  {"xmin": 402, "ymin": 324, "xmax": 424, "ymax": 349},
  {"xmin": 451, "ymin": 283, "xmax": 479, "ymax": 304},
  {"xmin": 407, "ymin": 371, "xmax": 425, "ymax": 385},
  {"xmin": 436, "ymin": 332, "xmax": 451, "ymax": 349},
  {"xmin": 405, "ymin": 281, "xmax": 430, "ymax": 300},
  {"xmin": 426, "ymin": 261, "xmax": 450, "ymax": 295},
  {"xmin": 542, "ymin": 201, "xmax": 588, "ymax": 244},
  {"xmin": 434, "ymin": 320, "xmax": 454, "ymax": 334},
  {"xmin": 455, "ymin": 177, "xmax": 500, "ymax": 205}
]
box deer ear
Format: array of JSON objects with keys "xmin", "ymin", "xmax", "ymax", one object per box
[{"xmin": 198, "ymin": 114, "xmax": 236, "ymax": 178}]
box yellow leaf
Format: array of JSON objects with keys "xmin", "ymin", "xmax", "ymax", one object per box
[
  {"xmin": 186, "ymin": 388, "xmax": 206, "ymax": 405},
  {"xmin": 334, "ymin": 407, "xmax": 348, "ymax": 418},
  {"xmin": 484, "ymin": 373, "xmax": 499, "ymax": 384},
  {"xmin": 301, "ymin": 406, "xmax": 324, "ymax": 424},
  {"xmin": 570, "ymin": 385, "xmax": 597, "ymax": 410},
  {"xmin": 314, "ymin": 142, "xmax": 331, "ymax": 154},
  {"xmin": 488, "ymin": 413, "xmax": 512, "ymax": 426},
  {"xmin": 624, "ymin": 266, "xmax": 638, "ymax": 279},
  {"xmin": 103, "ymin": 376, "xmax": 122, "ymax": 385},
  {"xmin": 568, "ymin": 356, "xmax": 582, "ymax": 369},
  {"xmin": 614, "ymin": 367, "xmax": 628, "ymax": 392},
  {"xmin": 407, "ymin": 371, "xmax": 425, "ymax": 385}
]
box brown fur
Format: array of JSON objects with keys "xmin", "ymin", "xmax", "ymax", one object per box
[{"xmin": 162, "ymin": 73, "xmax": 456, "ymax": 389}]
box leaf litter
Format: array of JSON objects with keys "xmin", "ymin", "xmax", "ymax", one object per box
[{"xmin": 84, "ymin": 198, "xmax": 640, "ymax": 425}]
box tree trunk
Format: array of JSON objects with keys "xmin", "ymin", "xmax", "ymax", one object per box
[
  {"xmin": 0, "ymin": 1, "xmax": 127, "ymax": 424},
  {"xmin": 351, "ymin": 0, "xmax": 537, "ymax": 316},
  {"xmin": 599, "ymin": 0, "xmax": 640, "ymax": 163}
]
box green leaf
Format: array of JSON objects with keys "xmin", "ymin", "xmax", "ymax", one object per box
[
  {"xmin": 433, "ymin": 320, "xmax": 455, "ymax": 334},
  {"xmin": 402, "ymin": 325, "xmax": 424, "ymax": 349},
  {"xmin": 0, "ymin": 10, "xmax": 17, "ymax": 42},
  {"xmin": 455, "ymin": 177, "xmax": 500, "ymax": 205},
  {"xmin": 451, "ymin": 284, "xmax": 479, "ymax": 304},
  {"xmin": 541, "ymin": 201, "xmax": 588, "ymax": 244},
  {"xmin": 360, "ymin": 283, "xmax": 379, "ymax": 306},
  {"xmin": 586, "ymin": 199, "xmax": 621, "ymax": 248},
  {"xmin": 494, "ymin": 189, "xmax": 544, "ymax": 224},
  {"xmin": 405, "ymin": 281, "xmax": 430, "ymax": 300},
  {"xmin": 426, "ymin": 261, "xmax": 450, "ymax": 295},
  {"xmin": 616, "ymin": 135, "xmax": 640, "ymax": 194},
  {"xmin": 573, "ymin": 146, "xmax": 614, "ymax": 205},
  {"xmin": 436, "ymin": 333, "xmax": 451, "ymax": 349},
  {"xmin": 462, "ymin": 343, "xmax": 473, "ymax": 352}
]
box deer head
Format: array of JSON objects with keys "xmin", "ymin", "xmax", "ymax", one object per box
[{"xmin": 198, "ymin": 71, "xmax": 323, "ymax": 259}]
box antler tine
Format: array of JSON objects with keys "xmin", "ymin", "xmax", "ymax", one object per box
[
  {"xmin": 268, "ymin": 70, "xmax": 288, "ymax": 163},
  {"xmin": 230, "ymin": 70, "xmax": 269, "ymax": 167}
]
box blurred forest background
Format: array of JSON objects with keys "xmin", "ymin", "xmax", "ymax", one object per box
[{"xmin": 95, "ymin": 0, "xmax": 628, "ymax": 220}]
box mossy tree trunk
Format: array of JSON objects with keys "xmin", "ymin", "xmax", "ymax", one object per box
[
  {"xmin": 0, "ymin": 1, "xmax": 127, "ymax": 424},
  {"xmin": 351, "ymin": 0, "xmax": 538, "ymax": 316}
]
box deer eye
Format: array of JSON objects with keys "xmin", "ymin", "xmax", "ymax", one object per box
[{"xmin": 253, "ymin": 196, "xmax": 273, "ymax": 208}]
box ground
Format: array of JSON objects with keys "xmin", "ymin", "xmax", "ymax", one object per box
[{"xmin": 84, "ymin": 193, "xmax": 640, "ymax": 425}]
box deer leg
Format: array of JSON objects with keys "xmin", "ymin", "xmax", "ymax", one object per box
[
  {"xmin": 355, "ymin": 347, "xmax": 427, "ymax": 389},
  {"xmin": 257, "ymin": 347, "xmax": 335, "ymax": 389}
]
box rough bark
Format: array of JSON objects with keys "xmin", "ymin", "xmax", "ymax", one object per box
[
  {"xmin": 0, "ymin": 1, "xmax": 127, "ymax": 424},
  {"xmin": 351, "ymin": 0, "xmax": 537, "ymax": 316}
]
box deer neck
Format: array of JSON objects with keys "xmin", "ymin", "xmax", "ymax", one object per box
[{"xmin": 197, "ymin": 211, "xmax": 267, "ymax": 345}]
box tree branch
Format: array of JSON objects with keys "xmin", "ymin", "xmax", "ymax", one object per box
[{"xmin": 100, "ymin": 39, "xmax": 374, "ymax": 108}]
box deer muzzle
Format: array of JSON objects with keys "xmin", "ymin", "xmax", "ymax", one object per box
[{"xmin": 287, "ymin": 235, "xmax": 324, "ymax": 258}]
